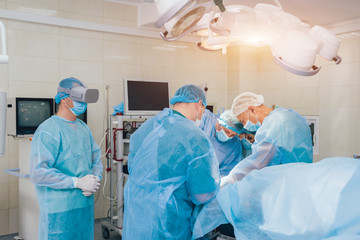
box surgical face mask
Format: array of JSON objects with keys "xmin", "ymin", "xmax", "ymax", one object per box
[
  {"xmin": 194, "ymin": 103, "xmax": 203, "ymax": 127},
  {"xmin": 67, "ymin": 101, "xmax": 87, "ymax": 116},
  {"xmin": 241, "ymin": 137, "xmax": 252, "ymax": 150},
  {"xmin": 216, "ymin": 129, "xmax": 233, "ymax": 142},
  {"xmin": 244, "ymin": 111, "xmax": 261, "ymax": 132},
  {"xmin": 195, "ymin": 119, "xmax": 201, "ymax": 127}
]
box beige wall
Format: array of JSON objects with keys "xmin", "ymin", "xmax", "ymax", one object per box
[
  {"xmin": 0, "ymin": 0, "xmax": 228, "ymax": 236},
  {"xmin": 227, "ymin": 36, "xmax": 360, "ymax": 162}
]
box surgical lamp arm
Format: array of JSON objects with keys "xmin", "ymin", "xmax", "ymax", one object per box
[
  {"xmin": 272, "ymin": 0, "xmax": 283, "ymax": 10},
  {"xmin": 214, "ymin": 0, "xmax": 225, "ymax": 12}
]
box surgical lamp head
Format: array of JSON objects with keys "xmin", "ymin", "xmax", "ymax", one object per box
[
  {"xmin": 170, "ymin": 84, "xmax": 207, "ymax": 106},
  {"xmin": 56, "ymin": 77, "xmax": 99, "ymax": 104}
]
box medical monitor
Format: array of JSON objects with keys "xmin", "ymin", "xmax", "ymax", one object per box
[
  {"xmin": 7, "ymin": 98, "xmax": 54, "ymax": 136},
  {"xmin": 124, "ymin": 79, "xmax": 170, "ymax": 116}
]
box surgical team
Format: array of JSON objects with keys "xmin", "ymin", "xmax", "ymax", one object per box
[{"xmin": 29, "ymin": 78, "xmax": 313, "ymax": 240}]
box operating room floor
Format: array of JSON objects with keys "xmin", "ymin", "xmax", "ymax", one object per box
[{"xmin": 0, "ymin": 218, "xmax": 121, "ymax": 240}]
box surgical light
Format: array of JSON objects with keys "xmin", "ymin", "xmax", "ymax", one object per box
[
  {"xmin": 152, "ymin": 0, "xmax": 342, "ymax": 76},
  {"xmin": 159, "ymin": 0, "xmax": 215, "ymax": 42}
]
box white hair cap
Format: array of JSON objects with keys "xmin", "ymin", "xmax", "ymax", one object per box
[{"xmin": 231, "ymin": 92, "xmax": 265, "ymax": 116}]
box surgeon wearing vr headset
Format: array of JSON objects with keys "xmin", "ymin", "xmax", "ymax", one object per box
[{"xmin": 29, "ymin": 77, "xmax": 103, "ymax": 240}]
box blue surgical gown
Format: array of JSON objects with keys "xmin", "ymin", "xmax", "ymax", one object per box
[
  {"xmin": 193, "ymin": 157, "xmax": 360, "ymax": 240},
  {"xmin": 199, "ymin": 109, "xmax": 248, "ymax": 176},
  {"xmin": 227, "ymin": 107, "xmax": 313, "ymax": 182},
  {"xmin": 123, "ymin": 108, "xmax": 220, "ymax": 240},
  {"xmin": 29, "ymin": 115, "xmax": 103, "ymax": 240}
]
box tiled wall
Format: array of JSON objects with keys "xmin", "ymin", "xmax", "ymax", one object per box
[
  {"xmin": 227, "ymin": 36, "xmax": 360, "ymax": 162},
  {"xmin": 0, "ymin": 1, "xmax": 228, "ymax": 236}
]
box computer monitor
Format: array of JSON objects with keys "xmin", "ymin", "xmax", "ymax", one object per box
[
  {"xmin": 123, "ymin": 79, "xmax": 170, "ymax": 116},
  {"xmin": 7, "ymin": 98, "xmax": 54, "ymax": 136}
]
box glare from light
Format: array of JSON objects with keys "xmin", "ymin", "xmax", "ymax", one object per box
[
  {"xmin": 195, "ymin": 28, "xmax": 209, "ymax": 37},
  {"xmin": 242, "ymin": 36, "xmax": 262, "ymax": 44},
  {"xmin": 163, "ymin": 44, "xmax": 189, "ymax": 49},
  {"xmin": 152, "ymin": 46, "xmax": 176, "ymax": 52}
]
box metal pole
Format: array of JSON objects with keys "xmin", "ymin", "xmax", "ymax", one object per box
[
  {"xmin": 105, "ymin": 85, "xmax": 114, "ymax": 225},
  {"xmin": 115, "ymin": 115, "xmax": 124, "ymax": 228}
]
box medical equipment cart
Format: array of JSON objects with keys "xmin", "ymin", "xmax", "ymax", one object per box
[{"xmin": 101, "ymin": 114, "xmax": 148, "ymax": 239}]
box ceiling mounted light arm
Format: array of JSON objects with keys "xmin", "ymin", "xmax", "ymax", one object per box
[
  {"xmin": 0, "ymin": 20, "xmax": 9, "ymax": 64},
  {"xmin": 214, "ymin": 0, "xmax": 226, "ymax": 12},
  {"xmin": 160, "ymin": 30, "xmax": 191, "ymax": 42},
  {"xmin": 154, "ymin": 0, "xmax": 192, "ymax": 28},
  {"xmin": 197, "ymin": 41, "xmax": 221, "ymax": 52},
  {"xmin": 332, "ymin": 56, "xmax": 342, "ymax": 64},
  {"xmin": 272, "ymin": 0, "xmax": 283, "ymax": 10},
  {"xmin": 209, "ymin": 17, "xmax": 230, "ymax": 37}
]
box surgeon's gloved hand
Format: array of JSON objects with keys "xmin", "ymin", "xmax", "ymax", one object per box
[
  {"xmin": 220, "ymin": 175, "xmax": 236, "ymax": 188},
  {"xmin": 82, "ymin": 191, "xmax": 93, "ymax": 197},
  {"xmin": 73, "ymin": 175, "xmax": 100, "ymax": 192},
  {"xmin": 95, "ymin": 176, "xmax": 100, "ymax": 184},
  {"xmin": 81, "ymin": 176, "xmax": 101, "ymax": 197}
]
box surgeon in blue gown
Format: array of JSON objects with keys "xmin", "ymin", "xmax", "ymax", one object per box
[
  {"xmin": 199, "ymin": 109, "xmax": 252, "ymax": 176},
  {"xmin": 123, "ymin": 84, "xmax": 220, "ymax": 240},
  {"xmin": 30, "ymin": 77, "xmax": 103, "ymax": 240},
  {"xmin": 221, "ymin": 92, "xmax": 313, "ymax": 186}
]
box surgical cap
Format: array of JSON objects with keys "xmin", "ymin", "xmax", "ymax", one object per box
[
  {"xmin": 55, "ymin": 92, "xmax": 70, "ymax": 104},
  {"xmin": 231, "ymin": 92, "xmax": 264, "ymax": 117},
  {"xmin": 57, "ymin": 77, "xmax": 86, "ymax": 91},
  {"xmin": 169, "ymin": 84, "xmax": 207, "ymax": 106},
  {"xmin": 218, "ymin": 110, "xmax": 244, "ymax": 134},
  {"xmin": 55, "ymin": 77, "xmax": 86, "ymax": 104}
]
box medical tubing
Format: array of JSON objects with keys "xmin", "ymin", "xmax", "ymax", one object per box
[
  {"xmin": 101, "ymin": 147, "xmax": 111, "ymax": 158},
  {"xmin": 99, "ymin": 130, "xmax": 107, "ymax": 148},
  {"xmin": 101, "ymin": 169, "xmax": 124, "ymax": 201}
]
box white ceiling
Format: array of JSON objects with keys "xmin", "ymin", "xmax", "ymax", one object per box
[
  {"xmin": 110, "ymin": 0, "xmax": 360, "ymax": 30},
  {"xmin": 273, "ymin": 0, "xmax": 360, "ymax": 26}
]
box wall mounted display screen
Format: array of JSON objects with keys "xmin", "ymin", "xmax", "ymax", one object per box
[
  {"xmin": 124, "ymin": 79, "xmax": 170, "ymax": 115},
  {"xmin": 16, "ymin": 98, "xmax": 54, "ymax": 135},
  {"xmin": 304, "ymin": 115, "xmax": 319, "ymax": 154}
]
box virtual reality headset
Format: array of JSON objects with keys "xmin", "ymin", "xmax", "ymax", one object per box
[{"xmin": 57, "ymin": 78, "xmax": 99, "ymax": 103}]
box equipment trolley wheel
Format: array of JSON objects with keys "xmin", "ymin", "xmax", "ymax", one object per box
[{"xmin": 102, "ymin": 226, "xmax": 110, "ymax": 239}]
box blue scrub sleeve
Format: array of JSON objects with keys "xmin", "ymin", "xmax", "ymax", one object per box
[
  {"xmin": 30, "ymin": 130, "xmax": 74, "ymax": 189},
  {"xmin": 90, "ymin": 134, "xmax": 102, "ymax": 180},
  {"xmin": 227, "ymin": 141, "xmax": 278, "ymax": 182},
  {"xmin": 187, "ymin": 152, "xmax": 220, "ymax": 205}
]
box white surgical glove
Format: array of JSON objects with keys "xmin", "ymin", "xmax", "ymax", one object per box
[
  {"xmin": 95, "ymin": 176, "xmax": 100, "ymax": 183},
  {"xmin": 82, "ymin": 191, "xmax": 93, "ymax": 197},
  {"xmin": 82, "ymin": 176, "xmax": 101, "ymax": 197},
  {"xmin": 73, "ymin": 175, "xmax": 100, "ymax": 192}
]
